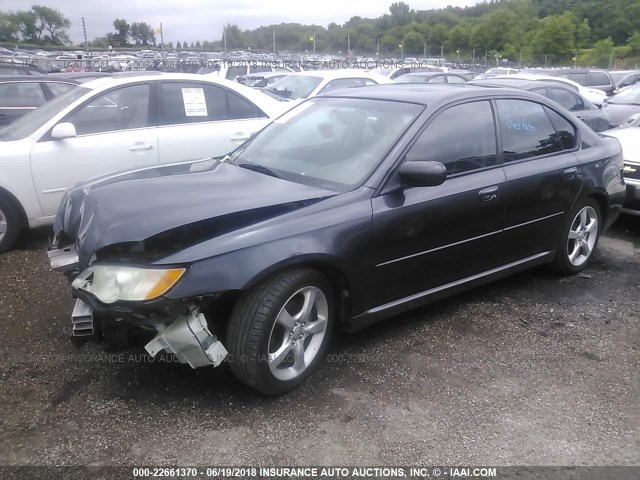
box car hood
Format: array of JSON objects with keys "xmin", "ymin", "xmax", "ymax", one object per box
[
  {"xmin": 53, "ymin": 159, "xmax": 337, "ymax": 268},
  {"xmin": 601, "ymin": 128, "xmax": 640, "ymax": 162}
]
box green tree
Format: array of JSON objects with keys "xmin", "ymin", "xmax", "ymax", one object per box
[
  {"xmin": 575, "ymin": 18, "xmax": 591, "ymax": 49},
  {"xmin": 628, "ymin": 31, "xmax": 640, "ymax": 51},
  {"xmin": 176, "ymin": 41, "xmax": 181, "ymax": 49},
  {"xmin": 31, "ymin": 5, "xmax": 70, "ymax": 44},
  {"xmin": 592, "ymin": 36, "xmax": 614, "ymax": 68},
  {"xmin": 112, "ymin": 18, "xmax": 130, "ymax": 46},
  {"xmin": 532, "ymin": 13, "xmax": 575, "ymax": 58}
]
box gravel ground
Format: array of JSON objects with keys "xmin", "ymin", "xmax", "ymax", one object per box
[{"xmin": 0, "ymin": 218, "xmax": 638, "ymax": 467}]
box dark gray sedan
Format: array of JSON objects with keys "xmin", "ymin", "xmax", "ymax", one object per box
[{"xmin": 470, "ymin": 77, "xmax": 611, "ymax": 132}]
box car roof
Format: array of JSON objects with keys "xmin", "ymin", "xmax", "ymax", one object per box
[
  {"xmin": 402, "ymin": 72, "xmax": 445, "ymax": 77},
  {"xmin": 469, "ymin": 77, "xmax": 572, "ymax": 90},
  {"xmin": 0, "ymin": 75, "xmax": 79, "ymax": 83},
  {"xmin": 320, "ymin": 83, "xmax": 545, "ymax": 106},
  {"xmin": 284, "ymin": 70, "xmax": 384, "ymax": 79}
]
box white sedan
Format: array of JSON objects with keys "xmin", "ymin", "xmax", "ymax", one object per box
[
  {"xmin": 602, "ymin": 114, "xmax": 640, "ymax": 215},
  {"xmin": 0, "ymin": 73, "xmax": 290, "ymax": 252},
  {"xmin": 263, "ymin": 70, "xmax": 392, "ymax": 102}
]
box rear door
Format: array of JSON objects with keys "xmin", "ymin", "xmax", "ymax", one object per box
[
  {"xmin": 367, "ymin": 100, "xmax": 507, "ymax": 308},
  {"xmin": 30, "ymin": 82, "xmax": 158, "ymax": 216},
  {"xmin": 156, "ymin": 80, "xmax": 270, "ymax": 164},
  {"xmin": 496, "ymin": 98, "xmax": 581, "ymax": 262}
]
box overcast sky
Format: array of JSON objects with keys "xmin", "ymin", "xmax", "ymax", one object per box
[{"xmin": 2, "ymin": 0, "xmax": 481, "ymax": 44}]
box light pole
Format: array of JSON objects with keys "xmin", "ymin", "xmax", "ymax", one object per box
[{"xmin": 399, "ymin": 40, "xmax": 404, "ymax": 61}]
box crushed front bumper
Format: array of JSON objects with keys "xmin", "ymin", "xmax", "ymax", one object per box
[{"xmin": 67, "ymin": 299, "xmax": 228, "ymax": 369}]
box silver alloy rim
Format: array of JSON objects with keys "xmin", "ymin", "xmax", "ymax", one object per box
[
  {"xmin": 267, "ymin": 286, "xmax": 329, "ymax": 381},
  {"xmin": 0, "ymin": 207, "xmax": 7, "ymax": 244},
  {"xmin": 567, "ymin": 206, "xmax": 598, "ymax": 267}
]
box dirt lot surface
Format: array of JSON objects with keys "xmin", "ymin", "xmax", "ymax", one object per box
[{"xmin": 0, "ymin": 218, "xmax": 638, "ymax": 467}]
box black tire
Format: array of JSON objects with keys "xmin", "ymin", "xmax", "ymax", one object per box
[
  {"xmin": 0, "ymin": 194, "xmax": 21, "ymax": 254},
  {"xmin": 552, "ymin": 198, "xmax": 601, "ymax": 275},
  {"xmin": 227, "ymin": 268, "xmax": 334, "ymax": 395}
]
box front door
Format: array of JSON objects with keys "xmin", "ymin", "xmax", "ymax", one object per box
[
  {"xmin": 30, "ymin": 83, "xmax": 158, "ymax": 216},
  {"xmin": 366, "ymin": 100, "xmax": 507, "ymax": 311}
]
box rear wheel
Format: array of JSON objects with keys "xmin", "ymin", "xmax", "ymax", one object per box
[
  {"xmin": 0, "ymin": 195, "xmax": 21, "ymax": 254},
  {"xmin": 227, "ymin": 268, "xmax": 334, "ymax": 395},
  {"xmin": 552, "ymin": 198, "xmax": 601, "ymax": 275}
]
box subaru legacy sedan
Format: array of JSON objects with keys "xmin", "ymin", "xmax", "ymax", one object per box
[{"xmin": 49, "ymin": 85, "xmax": 626, "ymax": 395}]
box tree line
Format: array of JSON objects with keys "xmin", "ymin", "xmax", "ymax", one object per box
[{"xmin": 1, "ymin": 0, "xmax": 640, "ymax": 65}]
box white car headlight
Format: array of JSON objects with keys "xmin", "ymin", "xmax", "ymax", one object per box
[{"xmin": 71, "ymin": 265, "xmax": 186, "ymax": 304}]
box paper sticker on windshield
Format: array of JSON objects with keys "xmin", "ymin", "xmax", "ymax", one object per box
[{"xmin": 182, "ymin": 88, "xmax": 208, "ymax": 116}]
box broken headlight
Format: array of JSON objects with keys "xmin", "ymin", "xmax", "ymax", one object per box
[{"xmin": 71, "ymin": 265, "xmax": 185, "ymax": 304}]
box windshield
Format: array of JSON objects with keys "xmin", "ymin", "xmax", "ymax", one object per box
[
  {"xmin": 608, "ymin": 84, "xmax": 640, "ymax": 105},
  {"xmin": 0, "ymin": 86, "xmax": 89, "ymax": 141},
  {"xmin": 266, "ymin": 75, "xmax": 323, "ymax": 100},
  {"xmin": 229, "ymin": 97, "xmax": 423, "ymax": 192}
]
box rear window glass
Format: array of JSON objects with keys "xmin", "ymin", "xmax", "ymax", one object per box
[{"xmin": 496, "ymin": 99, "xmax": 563, "ymax": 161}]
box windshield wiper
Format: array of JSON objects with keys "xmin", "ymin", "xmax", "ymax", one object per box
[{"xmin": 237, "ymin": 163, "xmax": 281, "ymax": 179}]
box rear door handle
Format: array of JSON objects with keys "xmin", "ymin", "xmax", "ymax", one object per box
[
  {"xmin": 478, "ymin": 186, "xmax": 499, "ymax": 202},
  {"xmin": 563, "ymin": 167, "xmax": 578, "ymax": 180},
  {"xmin": 129, "ymin": 144, "xmax": 154, "ymax": 151}
]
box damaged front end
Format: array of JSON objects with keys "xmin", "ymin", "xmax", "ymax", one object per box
[{"xmin": 65, "ymin": 294, "xmax": 229, "ymax": 369}]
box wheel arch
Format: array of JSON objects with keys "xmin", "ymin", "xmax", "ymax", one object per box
[
  {"xmin": 242, "ymin": 254, "xmax": 354, "ymax": 327},
  {"xmin": 0, "ymin": 186, "xmax": 28, "ymax": 227}
]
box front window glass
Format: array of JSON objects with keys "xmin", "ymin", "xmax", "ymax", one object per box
[
  {"xmin": 66, "ymin": 84, "xmax": 150, "ymax": 135},
  {"xmin": 406, "ymin": 101, "xmax": 497, "ymax": 175},
  {"xmin": 230, "ymin": 98, "xmax": 423, "ymax": 191},
  {"xmin": 266, "ymin": 75, "xmax": 323, "ymax": 100}
]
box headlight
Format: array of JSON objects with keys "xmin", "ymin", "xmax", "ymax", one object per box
[{"xmin": 71, "ymin": 265, "xmax": 186, "ymax": 304}]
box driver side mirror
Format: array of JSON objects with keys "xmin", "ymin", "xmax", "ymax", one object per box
[
  {"xmin": 398, "ymin": 160, "xmax": 447, "ymax": 187},
  {"xmin": 50, "ymin": 122, "xmax": 77, "ymax": 140}
]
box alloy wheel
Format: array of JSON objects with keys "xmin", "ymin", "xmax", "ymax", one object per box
[{"xmin": 567, "ymin": 206, "xmax": 598, "ymax": 267}]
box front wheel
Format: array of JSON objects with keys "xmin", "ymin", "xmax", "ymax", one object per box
[
  {"xmin": 0, "ymin": 195, "xmax": 21, "ymax": 254},
  {"xmin": 552, "ymin": 198, "xmax": 601, "ymax": 275},
  {"xmin": 227, "ymin": 268, "xmax": 334, "ymax": 395}
]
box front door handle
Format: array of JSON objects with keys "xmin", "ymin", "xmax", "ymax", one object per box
[
  {"xmin": 563, "ymin": 167, "xmax": 578, "ymax": 180},
  {"xmin": 129, "ymin": 144, "xmax": 154, "ymax": 151},
  {"xmin": 478, "ymin": 186, "xmax": 499, "ymax": 202}
]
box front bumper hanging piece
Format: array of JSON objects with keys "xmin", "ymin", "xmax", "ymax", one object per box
[{"xmin": 144, "ymin": 308, "xmax": 228, "ymax": 369}]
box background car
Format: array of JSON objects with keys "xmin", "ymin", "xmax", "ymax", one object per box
[
  {"xmin": 601, "ymin": 84, "xmax": 640, "ymax": 127},
  {"xmin": 0, "ymin": 75, "xmax": 79, "ymax": 125},
  {"xmin": 264, "ymin": 70, "xmax": 391, "ymax": 101},
  {"xmin": 0, "ymin": 73, "xmax": 291, "ymax": 252},
  {"xmin": 523, "ymin": 68, "xmax": 616, "ymax": 96},
  {"xmin": 469, "ymin": 77, "xmax": 611, "ymax": 132},
  {"xmin": 512, "ymin": 72, "xmax": 608, "ymax": 105},
  {"xmin": 0, "ymin": 61, "xmax": 48, "ymax": 76},
  {"xmin": 393, "ymin": 72, "xmax": 469, "ymax": 84},
  {"xmin": 236, "ymin": 71, "xmax": 289, "ymax": 88},
  {"xmin": 602, "ymin": 119, "xmax": 640, "ymax": 215},
  {"xmin": 609, "ymin": 70, "xmax": 640, "ymax": 93},
  {"xmin": 474, "ymin": 67, "xmax": 519, "ymax": 79},
  {"xmin": 50, "ymin": 85, "xmax": 625, "ymax": 395}
]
